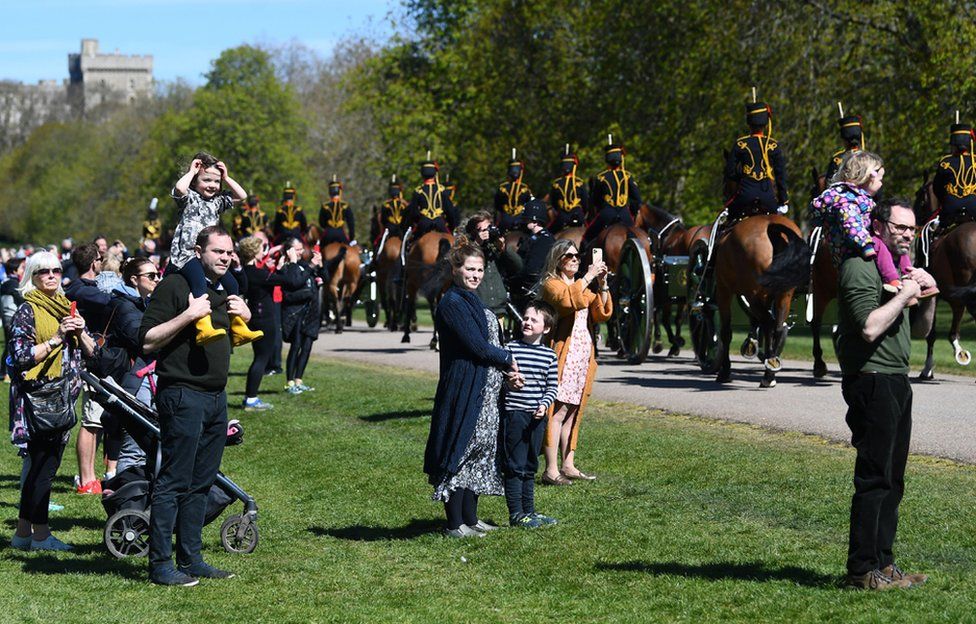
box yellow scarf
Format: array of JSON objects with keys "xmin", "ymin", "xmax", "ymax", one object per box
[{"xmin": 23, "ymin": 290, "xmax": 71, "ymax": 380}]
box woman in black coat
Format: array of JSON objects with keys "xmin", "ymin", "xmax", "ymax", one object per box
[
  {"xmin": 423, "ymin": 241, "xmax": 519, "ymax": 538},
  {"xmin": 238, "ymin": 236, "xmax": 303, "ymax": 410},
  {"xmin": 279, "ymin": 238, "xmax": 324, "ymax": 395}
]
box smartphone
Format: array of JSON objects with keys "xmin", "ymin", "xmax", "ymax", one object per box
[
  {"xmin": 592, "ymin": 248, "xmax": 603, "ymax": 264},
  {"xmin": 69, "ymin": 301, "xmax": 77, "ymax": 317}
]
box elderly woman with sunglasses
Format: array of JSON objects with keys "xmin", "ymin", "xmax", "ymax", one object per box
[
  {"xmin": 8, "ymin": 252, "xmax": 96, "ymax": 551},
  {"xmin": 538, "ymin": 240, "xmax": 611, "ymax": 486}
]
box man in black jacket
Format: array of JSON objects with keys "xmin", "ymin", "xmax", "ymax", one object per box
[
  {"xmin": 139, "ymin": 226, "xmax": 252, "ymax": 586},
  {"xmin": 514, "ymin": 199, "xmax": 554, "ymax": 311}
]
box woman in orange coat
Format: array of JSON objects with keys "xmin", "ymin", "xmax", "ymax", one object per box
[{"xmin": 539, "ymin": 240, "xmax": 611, "ymax": 485}]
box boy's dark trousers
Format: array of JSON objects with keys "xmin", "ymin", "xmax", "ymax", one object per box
[
  {"xmin": 501, "ymin": 409, "xmax": 547, "ymax": 518},
  {"xmin": 841, "ymin": 373, "xmax": 912, "ymax": 576},
  {"xmin": 148, "ymin": 386, "xmax": 227, "ymax": 570}
]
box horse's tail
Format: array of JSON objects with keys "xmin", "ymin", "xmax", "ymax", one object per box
[{"xmin": 757, "ymin": 226, "xmax": 811, "ymax": 296}]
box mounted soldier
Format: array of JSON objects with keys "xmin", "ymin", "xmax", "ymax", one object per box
[
  {"xmin": 319, "ymin": 175, "xmax": 356, "ymax": 246},
  {"xmin": 548, "ymin": 144, "xmax": 588, "ymax": 233},
  {"xmin": 581, "ymin": 136, "xmax": 641, "ymax": 248},
  {"xmin": 723, "ymin": 97, "xmax": 788, "ymax": 221},
  {"xmin": 824, "ymin": 104, "xmax": 865, "ymax": 187},
  {"xmin": 405, "ymin": 156, "xmax": 459, "ymax": 246},
  {"xmin": 142, "ymin": 197, "xmax": 162, "ymax": 243},
  {"xmin": 232, "ymin": 194, "xmax": 267, "ymax": 241},
  {"xmin": 374, "ymin": 174, "xmax": 408, "ymax": 248},
  {"xmin": 929, "ymin": 120, "xmax": 976, "ymax": 233},
  {"xmin": 494, "ymin": 149, "xmax": 533, "ymax": 233},
  {"xmin": 272, "ymin": 181, "xmax": 307, "ymax": 243}
]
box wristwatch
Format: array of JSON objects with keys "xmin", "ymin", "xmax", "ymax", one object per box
[{"xmin": 47, "ymin": 337, "xmax": 60, "ymax": 348}]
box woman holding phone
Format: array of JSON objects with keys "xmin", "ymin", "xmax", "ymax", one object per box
[{"xmin": 538, "ymin": 240, "xmax": 611, "ymax": 485}]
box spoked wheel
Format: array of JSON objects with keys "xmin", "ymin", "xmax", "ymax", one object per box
[
  {"xmin": 220, "ymin": 514, "xmax": 259, "ymax": 554},
  {"xmin": 688, "ymin": 241, "xmax": 719, "ymax": 374},
  {"xmin": 104, "ymin": 509, "xmax": 151, "ymax": 559},
  {"xmin": 614, "ymin": 238, "xmax": 655, "ymax": 364}
]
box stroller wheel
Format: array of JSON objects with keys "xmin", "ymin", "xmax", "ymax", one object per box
[
  {"xmin": 220, "ymin": 514, "xmax": 259, "ymax": 554},
  {"xmin": 105, "ymin": 509, "xmax": 151, "ymax": 559}
]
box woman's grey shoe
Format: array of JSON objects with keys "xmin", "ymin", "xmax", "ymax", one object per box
[
  {"xmin": 469, "ymin": 520, "xmax": 500, "ymax": 532},
  {"xmin": 444, "ymin": 525, "xmax": 485, "ymax": 538}
]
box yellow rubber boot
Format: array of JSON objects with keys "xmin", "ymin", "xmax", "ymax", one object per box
[
  {"xmin": 195, "ymin": 314, "xmax": 227, "ymax": 346},
  {"xmin": 230, "ymin": 315, "xmax": 264, "ymax": 347}
]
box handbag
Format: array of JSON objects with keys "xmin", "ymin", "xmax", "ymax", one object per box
[{"xmin": 23, "ymin": 376, "xmax": 77, "ymax": 435}]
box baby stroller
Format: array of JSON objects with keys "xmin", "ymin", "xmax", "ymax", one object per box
[{"xmin": 80, "ymin": 371, "xmax": 259, "ymax": 559}]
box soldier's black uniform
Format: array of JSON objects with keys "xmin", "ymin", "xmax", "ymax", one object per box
[
  {"xmin": 233, "ymin": 196, "xmax": 267, "ymax": 240},
  {"xmin": 724, "ymin": 102, "xmax": 788, "ymax": 219},
  {"xmin": 273, "ymin": 185, "xmax": 307, "ymax": 243},
  {"xmin": 824, "ymin": 115, "xmax": 866, "ymax": 185},
  {"xmin": 143, "ymin": 216, "xmax": 162, "ymax": 242},
  {"xmin": 406, "ymin": 160, "xmax": 459, "ymax": 241},
  {"xmin": 494, "ymin": 158, "xmax": 533, "ymax": 233},
  {"xmin": 582, "ymin": 143, "xmax": 641, "ymax": 245},
  {"xmin": 319, "ymin": 179, "xmax": 355, "ymax": 246},
  {"xmin": 548, "ymin": 151, "xmax": 588, "ymax": 232},
  {"xmin": 514, "ymin": 199, "xmax": 555, "ymax": 308},
  {"xmin": 376, "ymin": 195, "xmax": 407, "ymax": 246},
  {"xmin": 931, "ymin": 123, "xmax": 976, "ymax": 228}
]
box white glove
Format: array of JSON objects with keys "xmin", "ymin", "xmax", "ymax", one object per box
[
  {"xmin": 777, "ymin": 205, "xmax": 789, "ymax": 214},
  {"xmin": 349, "ymin": 240, "xmax": 358, "ymax": 246}
]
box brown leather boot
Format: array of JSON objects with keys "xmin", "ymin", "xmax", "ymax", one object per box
[{"xmin": 882, "ymin": 564, "xmax": 928, "ymax": 586}]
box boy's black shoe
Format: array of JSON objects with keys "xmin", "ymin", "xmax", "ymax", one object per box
[
  {"xmin": 150, "ymin": 566, "xmax": 199, "ymax": 587},
  {"xmin": 178, "ymin": 561, "xmax": 235, "ymax": 579},
  {"xmin": 529, "ymin": 512, "xmax": 558, "ymax": 525}
]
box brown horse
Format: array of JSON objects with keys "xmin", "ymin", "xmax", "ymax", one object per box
[
  {"xmin": 710, "ymin": 214, "xmax": 810, "ymax": 387},
  {"xmin": 805, "ymin": 168, "xmax": 840, "ymax": 378},
  {"xmin": 914, "ymin": 181, "xmax": 976, "ymax": 379},
  {"xmin": 555, "ymin": 226, "xmax": 584, "ymax": 249},
  {"xmin": 374, "ymin": 230, "xmax": 403, "ymax": 331},
  {"xmin": 401, "ymin": 230, "xmax": 454, "ymax": 347},
  {"xmin": 322, "ymin": 243, "xmax": 362, "ymax": 334},
  {"xmin": 636, "ymin": 204, "xmax": 697, "ymax": 356}
]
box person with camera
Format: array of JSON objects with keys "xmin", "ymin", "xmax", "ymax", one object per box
[
  {"xmin": 464, "ymin": 212, "xmax": 523, "ymax": 318},
  {"xmin": 513, "ymin": 199, "xmax": 554, "ymax": 311}
]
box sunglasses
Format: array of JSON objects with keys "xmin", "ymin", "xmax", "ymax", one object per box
[
  {"xmin": 36, "ymin": 267, "xmax": 63, "ymax": 277},
  {"xmin": 561, "ymin": 252, "xmax": 580, "ymax": 260},
  {"xmin": 138, "ymin": 272, "xmax": 160, "ymax": 281}
]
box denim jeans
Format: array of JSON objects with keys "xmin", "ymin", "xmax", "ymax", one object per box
[{"xmin": 148, "ymin": 386, "xmax": 227, "ymax": 570}]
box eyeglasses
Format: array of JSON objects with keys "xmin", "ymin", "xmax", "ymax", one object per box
[
  {"xmin": 36, "ymin": 267, "xmax": 63, "ymax": 276},
  {"xmin": 138, "ymin": 272, "xmax": 160, "ymax": 281},
  {"xmin": 561, "ymin": 252, "xmax": 579, "ymax": 260},
  {"xmin": 885, "ymin": 221, "xmax": 917, "ymax": 236},
  {"xmin": 96, "ymin": 256, "xmax": 105, "ymax": 263}
]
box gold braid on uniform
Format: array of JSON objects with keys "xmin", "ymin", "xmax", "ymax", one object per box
[
  {"xmin": 419, "ymin": 183, "xmax": 444, "ymax": 219},
  {"xmin": 557, "ymin": 166, "xmax": 581, "ymax": 212},
  {"xmin": 281, "ymin": 201, "xmax": 301, "ymax": 229},
  {"xmin": 324, "ymin": 200, "xmax": 346, "ymax": 227},
  {"xmin": 503, "ymin": 176, "xmax": 526, "ymax": 215},
  {"xmin": 942, "ymin": 132, "xmax": 976, "ymax": 199}
]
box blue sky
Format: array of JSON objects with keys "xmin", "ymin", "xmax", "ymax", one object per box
[{"xmin": 1, "ymin": 0, "xmax": 399, "ymax": 85}]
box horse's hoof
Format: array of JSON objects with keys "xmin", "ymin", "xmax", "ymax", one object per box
[
  {"xmin": 652, "ymin": 342, "xmax": 664, "ymax": 354},
  {"xmin": 917, "ymin": 370, "xmax": 934, "ymax": 381},
  {"xmin": 764, "ymin": 357, "xmax": 782, "ymax": 373},
  {"xmin": 740, "ymin": 338, "xmax": 758, "ymax": 359},
  {"xmin": 956, "ymin": 350, "xmax": 971, "ymax": 366},
  {"xmin": 429, "ymin": 340, "xmax": 438, "ymax": 351},
  {"xmin": 401, "ymin": 335, "xmax": 411, "ymax": 344},
  {"xmin": 716, "ymin": 371, "xmax": 732, "ymax": 384},
  {"xmin": 675, "ymin": 336, "xmax": 686, "ymax": 348},
  {"xmin": 813, "ymin": 362, "xmax": 828, "ymax": 378},
  {"xmin": 759, "ymin": 377, "xmax": 777, "ymax": 388},
  {"xmin": 667, "ymin": 344, "xmax": 681, "ymax": 358}
]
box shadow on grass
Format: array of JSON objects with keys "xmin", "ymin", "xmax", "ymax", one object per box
[
  {"xmin": 7, "ymin": 552, "xmax": 143, "ymax": 579},
  {"xmin": 332, "ymin": 347, "xmax": 420, "ymax": 355},
  {"xmin": 308, "ymin": 518, "xmax": 444, "ymax": 541},
  {"xmin": 595, "ymin": 560, "xmax": 837, "ymax": 587},
  {"xmin": 359, "ymin": 409, "xmax": 429, "ymax": 423},
  {"xmin": 3, "ymin": 515, "xmax": 106, "ymax": 532}
]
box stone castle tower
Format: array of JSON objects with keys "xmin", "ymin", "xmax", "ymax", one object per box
[{"xmin": 68, "ymin": 39, "xmax": 153, "ymax": 111}]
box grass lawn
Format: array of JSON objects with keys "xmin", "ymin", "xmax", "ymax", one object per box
[{"xmin": 3, "ymin": 353, "xmax": 976, "ymax": 623}]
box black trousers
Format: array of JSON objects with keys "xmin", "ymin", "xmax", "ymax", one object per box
[
  {"xmin": 149, "ymin": 386, "xmax": 227, "ymax": 570},
  {"xmin": 269, "ymin": 301, "xmax": 283, "ymax": 372},
  {"xmin": 841, "ymin": 373, "xmax": 912, "ymax": 575},
  {"xmin": 286, "ymin": 330, "xmax": 314, "ymax": 381},
  {"xmin": 246, "ymin": 322, "xmax": 278, "ymax": 397},
  {"xmin": 19, "ymin": 435, "xmax": 66, "ymax": 525}
]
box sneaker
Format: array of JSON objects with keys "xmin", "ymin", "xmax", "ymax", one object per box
[
  {"xmin": 511, "ymin": 515, "xmax": 543, "ymax": 528},
  {"xmin": 77, "ymin": 479, "xmax": 103, "ymax": 495},
  {"xmin": 444, "ymin": 525, "xmax": 485, "ymax": 538},
  {"xmin": 285, "ymin": 384, "xmax": 303, "ymax": 395},
  {"xmin": 529, "ymin": 512, "xmax": 558, "ymax": 525},
  {"xmin": 469, "ymin": 520, "xmax": 500, "ymax": 533},
  {"xmin": 10, "ymin": 534, "xmax": 32, "ymax": 550},
  {"xmin": 845, "ymin": 568, "xmax": 912, "ymax": 590},
  {"xmin": 178, "ymin": 561, "xmax": 235, "ymax": 579},
  {"xmin": 150, "ymin": 566, "xmax": 200, "ymax": 587},
  {"xmin": 295, "ymin": 383, "xmax": 315, "ymax": 392},
  {"xmin": 882, "ymin": 564, "xmax": 928, "ymax": 586},
  {"xmin": 30, "ymin": 535, "xmax": 73, "ymax": 551},
  {"xmin": 242, "ymin": 398, "xmax": 273, "ymax": 412},
  {"xmin": 264, "ymin": 368, "xmax": 282, "ymax": 377},
  {"xmin": 48, "ymin": 502, "xmax": 64, "ymax": 513}
]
